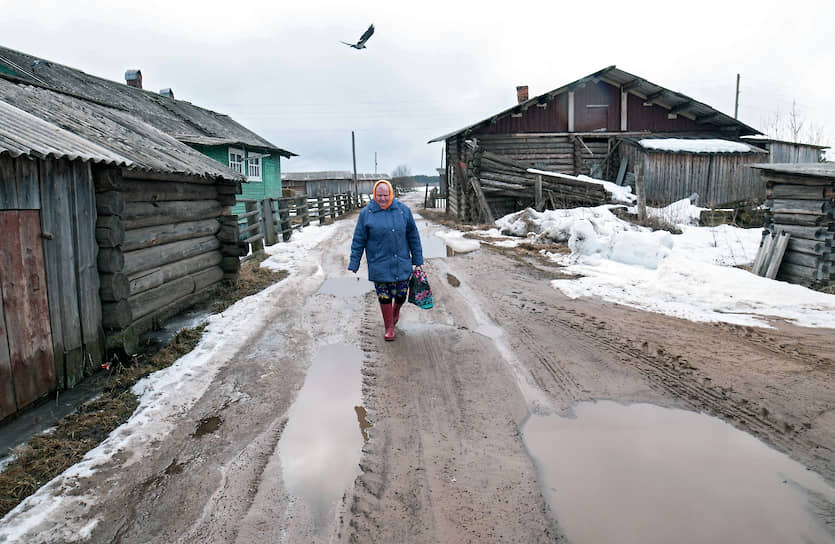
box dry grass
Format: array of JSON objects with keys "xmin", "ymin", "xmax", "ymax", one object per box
[{"xmin": 0, "ymin": 258, "xmax": 287, "ymax": 517}]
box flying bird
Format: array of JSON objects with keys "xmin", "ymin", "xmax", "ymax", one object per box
[{"xmin": 341, "ymin": 24, "xmax": 375, "ymax": 50}]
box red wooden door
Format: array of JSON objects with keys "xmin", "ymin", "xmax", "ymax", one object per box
[{"xmin": 0, "ymin": 210, "xmax": 55, "ymax": 419}]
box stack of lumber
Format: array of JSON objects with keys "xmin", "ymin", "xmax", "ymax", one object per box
[{"xmin": 759, "ymin": 165, "xmax": 834, "ymax": 287}]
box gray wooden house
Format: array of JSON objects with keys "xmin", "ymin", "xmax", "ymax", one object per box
[
  {"xmin": 430, "ymin": 66, "xmax": 776, "ymax": 220},
  {"xmin": 0, "ymin": 73, "xmax": 244, "ymax": 421}
]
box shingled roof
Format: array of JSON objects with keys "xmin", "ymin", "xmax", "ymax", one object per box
[{"xmin": 0, "ymin": 45, "xmax": 296, "ymax": 158}]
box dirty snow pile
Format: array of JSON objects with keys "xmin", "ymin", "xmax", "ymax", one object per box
[{"xmin": 486, "ymin": 198, "xmax": 835, "ymax": 329}]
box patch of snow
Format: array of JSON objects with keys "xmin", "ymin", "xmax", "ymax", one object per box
[{"xmin": 639, "ymin": 138, "xmax": 754, "ymax": 153}]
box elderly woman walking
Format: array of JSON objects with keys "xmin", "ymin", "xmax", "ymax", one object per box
[{"xmin": 348, "ymin": 180, "xmax": 424, "ymax": 341}]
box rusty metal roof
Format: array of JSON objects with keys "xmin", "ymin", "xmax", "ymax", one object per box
[
  {"xmin": 0, "ymin": 78, "xmax": 245, "ymax": 180},
  {"xmin": 429, "ymin": 65, "xmax": 762, "ymax": 143}
]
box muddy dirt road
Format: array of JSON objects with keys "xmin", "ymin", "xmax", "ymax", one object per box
[{"xmin": 1, "ymin": 197, "xmax": 833, "ymax": 543}]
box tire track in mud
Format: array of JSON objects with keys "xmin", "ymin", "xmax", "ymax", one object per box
[
  {"xmin": 457, "ymin": 249, "xmax": 834, "ymax": 484},
  {"xmin": 543, "ymin": 304, "xmax": 834, "ymax": 483}
]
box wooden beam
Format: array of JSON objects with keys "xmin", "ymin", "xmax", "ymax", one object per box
[
  {"xmin": 621, "ymin": 78, "xmax": 642, "ymax": 91},
  {"xmin": 642, "ymin": 90, "xmax": 665, "ymax": 104},
  {"xmin": 669, "ymin": 100, "xmax": 694, "ymax": 115},
  {"xmin": 469, "ymin": 177, "xmax": 494, "ymax": 223}
]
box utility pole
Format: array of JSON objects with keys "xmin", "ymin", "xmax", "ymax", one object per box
[
  {"xmin": 374, "ymin": 152, "xmax": 377, "ymax": 175},
  {"xmin": 351, "ymin": 131, "xmax": 358, "ymax": 200},
  {"xmin": 734, "ymin": 73, "xmax": 740, "ymax": 119}
]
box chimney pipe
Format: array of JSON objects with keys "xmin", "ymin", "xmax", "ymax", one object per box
[
  {"xmin": 125, "ymin": 69, "xmax": 142, "ymax": 89},
  {"xmin": 516, "ymin": 85, "xmax": 529, "ymax": 104}
]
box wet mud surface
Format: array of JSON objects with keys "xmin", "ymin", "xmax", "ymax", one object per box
[{"xmin": 2, "ymin": 199, "xmax": 833, "ymax": 543}]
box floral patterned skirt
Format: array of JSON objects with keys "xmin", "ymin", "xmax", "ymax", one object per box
[{"xmin": 374, "ymin": 280, "xmax": 409, "ymax": 304}]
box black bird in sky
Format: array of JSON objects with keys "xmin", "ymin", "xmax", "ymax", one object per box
[{"xmin": 341, "ymin": 24, "xmax": 375, "ymax": 50}]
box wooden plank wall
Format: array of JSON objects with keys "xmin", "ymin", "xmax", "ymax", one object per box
[
  {"xmin": 0, "ymin": 154, "xmax": 103, "ymax": 414},
  {"xmin": 622, "ymin": 146, "xmax": 767, "ymax": 207},
  {"xmin": 39, "ymin": 158, "xmax": 102, "ymax": 388},
  {"xmin": 96, "ymin": 170, "xmax": 240, "ymax": 346}
]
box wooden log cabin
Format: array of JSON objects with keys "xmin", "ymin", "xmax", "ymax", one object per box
[
  {"xmin": 752, "ymin": 163, "xmax": 835, "ymax": 288},
  {"xmin": 0, "ymin": 74, "xmax": 245, "ymax": 420},
  {"xmin": 430, "ymin": 66, "xmax": 779, "ymax": 221}
]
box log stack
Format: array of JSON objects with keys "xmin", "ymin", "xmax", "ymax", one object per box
[
  {"xmin": 469, "ymin": 148, "xmax": 611, "ymax": 221},
  {"xmin": 94, "ymin": 169, "xmax": 243, "ymax": 351},
  {"xmin": 755, "ymin": 163, "xmax": 834, "ymax": 288}
]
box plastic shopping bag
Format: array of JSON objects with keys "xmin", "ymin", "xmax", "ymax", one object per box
[{"xmin": 407, "ymin": 268, "xmax": 433, "ymax": 309}]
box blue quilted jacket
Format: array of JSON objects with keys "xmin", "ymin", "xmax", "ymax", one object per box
[{"xmin": 348, "ymin": 199, "xmax": 423, "ymax": 282}]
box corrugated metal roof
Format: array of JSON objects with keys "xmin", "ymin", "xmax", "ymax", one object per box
[
  {"xmin": 429, "ymin": 65, "xmax": 761, "ymax": 143},
  {"xmin": 0, "ymin": 45, "xmax": 296, "ymax": 158},
  {"xmin": 0, "ymin": 78, "xmax": 245, "ymax": 181},
  {"xmin": 751, "ymin": 162, "xmax": 835, "ymax": 179},
  {"xmin": 0, "ymin": 99, "xmax": 131, "ymax": 165}
]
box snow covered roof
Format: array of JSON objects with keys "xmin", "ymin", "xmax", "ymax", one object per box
[{"xmin": 636, "ymin": 138, "xmax": 766, "ymax": 154}]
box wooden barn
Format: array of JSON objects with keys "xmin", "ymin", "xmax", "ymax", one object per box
[
  {"xmin": 0, "ymin": 75, "xmax": 244, "ymax": 421},
  {"xmin": 282, "ymin": 171, "xmax": 389, "ymax": 196},
  {"xmin": 430, "ymin": 65, "xmax": 771, "ymax": 221}
]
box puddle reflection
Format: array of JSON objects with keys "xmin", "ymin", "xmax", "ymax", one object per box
[
  {"xmin": 422, "ymin": 235, "xmax": 447, "ymax": 259},
  {"xmin": 278, "ymin": 343, "xmax": 365, "ymax": 529},
  {"xmin": 523, "ymin": 401, "xmax": 835, "ymax": 544},
  {"xmin": 318, "ymin": 276, "xmax": 373, "ymax": 297}
]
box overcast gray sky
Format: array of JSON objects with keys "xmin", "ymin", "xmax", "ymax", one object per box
[{"xmin": 1, "ymin": 0, "xmax": 832, "ymax": 175}]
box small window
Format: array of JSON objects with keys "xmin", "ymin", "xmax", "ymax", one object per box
[
  {"xmin": 228, "ymin": 148, "xmax": 244, "ymax": 174},
  {"xmin": 247, "ymin": 155, "xmax": 262, "ymax": 181}
]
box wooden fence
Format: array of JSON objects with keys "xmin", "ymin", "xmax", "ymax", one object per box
[{"xmin": 237, "ymin": 192, "xmax": 368, "ymax": 252}]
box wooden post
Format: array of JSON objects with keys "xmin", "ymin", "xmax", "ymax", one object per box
[
  {"xmin": 244, "ymin": 200, "xmax": 264, "ymax": 252},
  {"xmin": 297, "ymin": 196, "xmax": 310, "ymax": 227},
  {"xmin": 277, "ymin": 198, "xmax": 291, "ymax": 242},
  {"xmin": 329, "ymin": 195, "xmax": 336, "ymax": 220},
  {"xmin": 534, "ymin": 175, "xmax": 544, "ymax": 211},
  {"xmin": 635, "ymin": 162, "xmax": 647, "ymax": 222},
  {"xmin": 469, "ymin": 177, "xmax": 495, "ymax": 224},
  {"xmin": 261, "ymin": 198, "xmax": 277, "ymax": 246},
  {"xmin": 318, "ymin": 195, "xmax": 326, "ymax": 225}
]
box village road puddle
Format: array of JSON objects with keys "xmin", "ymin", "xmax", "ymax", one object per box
[
  {"xmin": 421, "ymin": 234, "xmax": 448, "ymax": 259},
  {"xmin": 317, "ymin": 276, "xmax": 373, "ymax": 297},
  {"xmin": 522, "ymin": 401, "xmax": 835, "ymax": 544},
  {"xmin": 278, "ymin": 343, "xmax": 365, "ymax": 530}
]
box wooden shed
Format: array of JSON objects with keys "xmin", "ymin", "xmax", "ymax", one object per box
[
  {"xmin": 751, "ymin": 163, "xmax": 834, "ymax": 288},
  {"xmin": 619, "ymin": 137, "xmax": 769, "ymax": 206},
  {"xmin": 0, "ymin": 77, "xmax": 243, "ymax": 420},
  {"xmin": 430, "ymin": 66, "xmax": 766, "ymax": 220}
]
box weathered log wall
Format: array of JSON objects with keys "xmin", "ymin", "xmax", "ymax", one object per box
[
  {"xmin": 95, "ymin": 168, "xmax": 242, "ymax": 346},
  {"xmin": 760, "ymin": 170, "xmax": 834, "ymax": 287}
]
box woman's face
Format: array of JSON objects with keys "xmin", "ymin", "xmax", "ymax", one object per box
[{"xmin": 374, "ymin": 184, "xmax": 390, "ymax": 207}]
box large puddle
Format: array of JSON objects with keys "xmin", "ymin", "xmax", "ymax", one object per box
[
  {"xmin": 278, "ymin": 343, "xmax": 366, "ymax": 530},
  {"xmin": 523, "ymin": 401, "xmax": 835, "ymax": 543}
]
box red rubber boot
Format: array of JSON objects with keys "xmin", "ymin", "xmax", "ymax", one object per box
[
  {"xmin": 393, "ymin": 300, "xmax": 403, "ymax": 325},
  {"xmin": 380, "ymin": 303, "xmax": 395, "ymax": 341}
]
